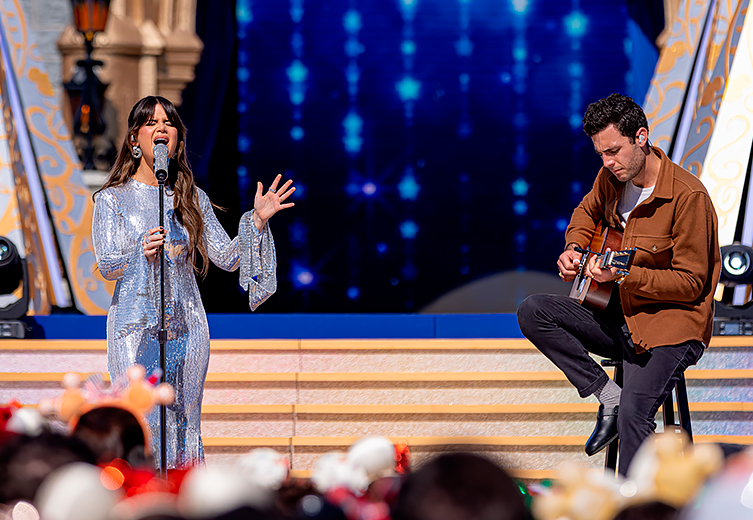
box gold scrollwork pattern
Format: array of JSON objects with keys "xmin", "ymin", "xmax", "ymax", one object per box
[
  {"xmin": 699, "ymin": 4, "xmax": 753, "ymax": 246},
  {"xmin": 0, "ymin": 64, "xmax": 51, "ymax": 314},
  {"xmin": 0, "ymin": 86, "xmax": 23, "ymax": 309},
  {"xmin": 645, "ymin": 0, "xmax": 712, "ymax": 153},
  {"xmin": 680, "ymin": 0, "xmax": 748, "ymax": 173},
  {"xmin": 0, "ymin": 0, "xmax": 114, "ymax": 314}
]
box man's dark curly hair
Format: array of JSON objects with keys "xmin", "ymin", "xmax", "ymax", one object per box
[{"xmin": 582, "ymin": 93, "xmax": 649, "ymax": 142}]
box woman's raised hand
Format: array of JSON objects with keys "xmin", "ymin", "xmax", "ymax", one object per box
[
  {"xmin": 253, "ymin": 174, "xmax": 296, "ymax": 231},
  {"xmin": 143, "ymin": 227, "xmax": 164, "ymax": 263}
]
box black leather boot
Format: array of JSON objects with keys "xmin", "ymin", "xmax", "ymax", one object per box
[{"xmin": 585, "ymin": 404, "xmax": 619, "ymax": 456}]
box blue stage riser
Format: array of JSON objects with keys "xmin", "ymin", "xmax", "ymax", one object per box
[{"xmin": 25, "ymin": 314, "xmax": 524, "ymax": 340}]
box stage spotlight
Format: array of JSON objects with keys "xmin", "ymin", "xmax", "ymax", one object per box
[
  {"xmin": 0, "ymin": 236, "xmax": 29, "ymax": 338},
  {"xmin": 720, "ymin": 244, "xmax": 753, "ymax": 287}
]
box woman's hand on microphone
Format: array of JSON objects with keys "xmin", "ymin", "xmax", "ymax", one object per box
[
  {"xmin": 143, "ymin": 227, "xmax": 164, "ymax": 263},
  {"xmin": 253, "ymin": 174, "xmax": 296, "ymax": 231}
]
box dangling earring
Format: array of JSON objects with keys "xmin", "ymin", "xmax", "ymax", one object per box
[{"xmin": 132, "ymin": 144, "xmax": 142, "ymax": 159}]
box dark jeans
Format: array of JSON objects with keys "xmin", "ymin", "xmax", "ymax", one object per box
[{"xmin": 516, "ymin": 292, "xmax": 705, "ymax": 475}]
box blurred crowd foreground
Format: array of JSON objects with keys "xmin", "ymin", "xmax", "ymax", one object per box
[{"xmin": 1, "ymin": 369, "xmax": 753, "ymax": 520}]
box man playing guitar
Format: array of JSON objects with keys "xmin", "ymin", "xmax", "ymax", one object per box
[{"xmin": 516, "ymin": 94, "xmax": 720, "ymax": 475}]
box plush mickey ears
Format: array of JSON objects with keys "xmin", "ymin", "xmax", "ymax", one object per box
[{"xmin": 37, "ymin": 365, "xmax": 175, "ymax": 426}]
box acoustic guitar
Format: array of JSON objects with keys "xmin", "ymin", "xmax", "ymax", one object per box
[{"xmin": 568, "ymin": 223, "xmax": 636, "ymax": 311}]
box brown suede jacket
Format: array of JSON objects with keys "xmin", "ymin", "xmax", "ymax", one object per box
[{"xmin": 565, "ymin": 147, "xmax": 721, "ymax": 351}]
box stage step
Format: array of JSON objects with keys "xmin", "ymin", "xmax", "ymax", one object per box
[{"xmin": 1, "ymin": 337, "xmax": 752, "ymax": 474}]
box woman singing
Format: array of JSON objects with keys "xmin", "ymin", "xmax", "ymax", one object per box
[{"xmin": 92, "ymin": 95, "xmax": 294, "ymax": 468}]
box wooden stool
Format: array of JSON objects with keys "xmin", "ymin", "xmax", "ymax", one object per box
[{"xmin": 600, "ymin": 358, "xmax": 692, "ymax": 474}]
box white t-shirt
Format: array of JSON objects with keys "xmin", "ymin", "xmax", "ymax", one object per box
[{"xmin": 618, "ymin": 180, "xmax": 654, "ymax": 227}]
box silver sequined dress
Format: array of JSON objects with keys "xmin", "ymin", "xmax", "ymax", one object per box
[{"xmin": 92, "ymin": 178, "xmax": 276, "ymax": 467}]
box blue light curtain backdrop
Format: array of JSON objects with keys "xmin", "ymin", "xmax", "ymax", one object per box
[{"xmin": 180, "ymin": 0, "xmax": 662, "ymax": 313}]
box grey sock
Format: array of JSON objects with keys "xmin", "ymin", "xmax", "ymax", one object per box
[{"xmin": 593, "ymin": 378, "xmax": 621, "ymax": 408}]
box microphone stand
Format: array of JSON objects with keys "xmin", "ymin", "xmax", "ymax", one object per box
[{"xmin": 154, "ymin": 149, "xmax": 169, "ymax": 480}]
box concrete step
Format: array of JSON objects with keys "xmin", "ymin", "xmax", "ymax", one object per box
[
  {"xmin": 2, "ymin": 338, "xmax": 752, "ymax": 374},
  {"xmin": 3, "ymin": 370, "xmax": 753, "ymax": 405},
  {"xmin": 198, "ymin": 402, "xmax": 753, "ymax": 439},
  {"xmin": 3, "ymin": 336, "xmax": 753, "ymax": 476}
]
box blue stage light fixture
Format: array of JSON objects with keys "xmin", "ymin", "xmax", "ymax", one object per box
[
  {"xmin": 720, "ymin": 244, "xmax": 753, "ymax": 287},
  {"xmin": 714, "ymin": 244, "xmax": 753, "ymax": 335},
  {"xmin": 0, "ymin": 236, "xmax": 29, "ymax": 336}
]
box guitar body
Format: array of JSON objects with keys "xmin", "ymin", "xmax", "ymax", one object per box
[{"xmin": 569, "ymin": 224, "xmax": 626, "ymax": 311}]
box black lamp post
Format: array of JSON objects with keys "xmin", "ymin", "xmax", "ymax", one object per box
[{"xmin": 66, "ymin": 0, "xmax": 110, "ymax": 170}]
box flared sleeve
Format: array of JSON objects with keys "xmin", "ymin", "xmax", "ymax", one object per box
[{"xmin": 198, "ymin": 189, "xmax": 277, "ymax": 311}]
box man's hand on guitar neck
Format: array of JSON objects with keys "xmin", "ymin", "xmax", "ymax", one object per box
[
  {"xmin": 557, "ymin": 249, "xmax": 582, "ymax": 283},
  {"xmin": 585, "ymin": 248, "xmax": 620, "ymax": 284}
]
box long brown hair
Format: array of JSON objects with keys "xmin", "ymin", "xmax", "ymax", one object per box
[{"xmin": 94, "ymin": 96, "xmax": 211, "ymax": 277}]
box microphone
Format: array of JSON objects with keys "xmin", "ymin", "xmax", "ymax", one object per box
[{"xmin": 153, "ymin": 143, "xmax": 169, "ymax": 183}]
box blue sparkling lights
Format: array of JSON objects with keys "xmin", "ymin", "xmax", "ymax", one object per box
[
  {"xmin": 288, "ymin": 1, "xmax": 307, "ymax": 139},
  {"xmin": 400, "ymin": 220, "xmax": 419, "ymax": 239},
  {"xmin": 287, "ymin": 60, "xmax": 308, "ymax": 84},
  {"xmin": 564, "ymin": 10, "xmax": 588, "ymax": 38},
  {"xmin": 290, "ymin": 0, "xmax": 304, "ymax": 23},
  {"xmin": 230, "ymin": 1, "xmax": 646, "ymax": 311},
  {"xmin": 396, "ymin": 76, "xmax": 421, "ymax": 102},
  {"xmin": 456, "ymin": 0, "xmax": 473, "ymax": 277},
  {"xmin": 289, "ymin": 221, "xmax": 308, "ymax": 246},
  {"xmin": 342, "ymin": 7, "xmax": 364, "ymax": 157},
  {"xmin": 237, "ymin": 134, "xmax": 251, "ymax": 152},
  {"xmin": 343, "ymin": 9, "xmax": 362, "ymax": 32},
  {"xmin": 291, "ymin": 264, "xmax": 315, "ymax": 288},
  {"xmin": 287, "ymin": 60, "xmax": 308, "ymax": 106},
  {"xmin": 290, "ymin": 126, "xmax": 305, "ymax": 140},
  {"xmin": 455, "ymin": 36, "xmax": 474, "ymax": 56},
  {"xmin": 398, "ymin": 171, "xmax": 421, "ymax": 201},
  {"xmin": 362, "ymin": 181, "xmax": 377, "ymax": 196},
  {"xmin": 342, "ymin": 111, "xmax": 363, "ymax": 154},
  {"xmin": 511, "ymin": 178, "xmax": 529, "ymax": 197},
  {"xmin": 401, "ymin": 40, "xmax": 416, "ymax": 55},
  {"xmin": 513, "ymin": 200, "xmax": 528, "ymax": 216},
  {"xmin": 395, "ymin": 0, "xmax": 422, "ymax": 308},
  {"xmin": 511, "ymin": 0, "xmax": 529, "ymax": 14},
  {"xmin": 236, "ymin": 0, "xmax": 253, "ymax": 200}
]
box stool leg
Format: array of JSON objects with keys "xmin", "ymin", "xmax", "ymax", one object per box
[
  {"xmin": 675, "ymin": 375, "xmax": 692, "ymax": 441},
  {"xmin": 662, "ymin": 390, "xmax": 678, "ymax": 432},
  {"xmin": 603, "ymin": 364, "xmax": 622, "ymax": 475}
]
